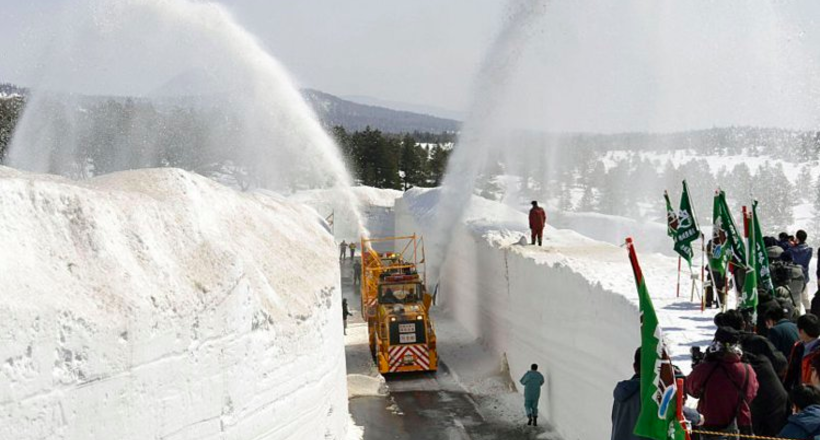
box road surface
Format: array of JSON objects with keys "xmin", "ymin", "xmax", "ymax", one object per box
[{"xmin": 341, "ymin": 259, "xmax": 551, "ymax": 440}]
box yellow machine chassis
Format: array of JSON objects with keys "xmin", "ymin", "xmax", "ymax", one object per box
[{"xmin": 360, "ymin": 234, "xmax": 437, "ymax": 374}]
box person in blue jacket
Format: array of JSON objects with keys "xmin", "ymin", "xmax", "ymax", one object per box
[
  {"xmin": 520, "ymin": 363, "xmax": 545, "ymax": 426},
  {"xmin": 787, "ymin": 230, "xmax": 813, "ymax": 311},
  {"xmin": 612, "ymin": 348, "xmax": 703, "ymax": 440},
  {"xmin": 779, "ymin": 384, "xmax": 820, "ymax": 439}
]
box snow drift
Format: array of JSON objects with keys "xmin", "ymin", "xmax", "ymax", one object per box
[
  {"xmin": 0, "ymin": 167, "xmax": 348, "ymax": 439},
  {"xmin": 396, "ymin": 188, "xmax": 714, "ymax": 440}
]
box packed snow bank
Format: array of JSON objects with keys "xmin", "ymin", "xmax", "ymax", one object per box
[
  {"xmin": 290, "ymin": 186, "xmax": 402, "ymax": 244},
  {"xmin": 0, "ymin": 167, "xmax": 348, "ymax": 440},
  {"xmin": 396, "ymin": 188, "xmax": 716, "ymax": 440},
  {"xmin": 551, "ymin": 210, "xmax": 672, "ymax": 256}
]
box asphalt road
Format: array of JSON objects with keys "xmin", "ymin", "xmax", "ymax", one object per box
[{"xmin": 341, "ymin": 259, "xmax": 549, "ymax": 440}]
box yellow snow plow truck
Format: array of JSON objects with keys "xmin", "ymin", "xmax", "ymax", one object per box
[{"xmin": 360, "ymin": 234, "xmax": 437, "ymax": 374}]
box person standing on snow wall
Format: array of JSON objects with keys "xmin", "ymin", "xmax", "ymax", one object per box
[
  {"xmin": 529, "ymin": 201, "xmax": 547, "ymax": 246},
  {"xmin": 349, "ymin": 242, "xmax": 356, "ymax": 260},
  {"xmin": 339, "ymin": 240, "xmax": 347, "ymax": 261},
  {"xmin": 520, "ymin": 363, "xmax": 545, "ymax": 426}
]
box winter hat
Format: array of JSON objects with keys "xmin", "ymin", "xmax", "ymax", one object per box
[
  {"xmin": 531, "ymin": 201, "xmax": 538, "ymax": 206},
  {"xmin": 714, "ymin": 326, "xmax": 741, "ymax": 345}
]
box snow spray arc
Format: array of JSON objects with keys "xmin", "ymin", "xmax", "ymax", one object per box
[
  {"xmin": 427, "ymin": 0, "xmax": 548, "ymax": 288},
  {"xmin": 7, "ymin": 0, "xmax": 366, "ymax": 236}
]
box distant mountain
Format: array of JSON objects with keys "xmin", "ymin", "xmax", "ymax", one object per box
[
  {"xmin": 341, "ymin": 94, "xmax": 465, "ymax": 121},
  {"xmin": 302, "ymin": 89, "xmax": 460, "ymax": 134},
  {"xmin": 0, "ymin": 80, "xmax": 460, "ymax": 134}
]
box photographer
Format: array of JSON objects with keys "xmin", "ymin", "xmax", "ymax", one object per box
[
  {"xmin": 687, "ymin": 327, "xmax": 759, "ymax": 439},
  {"xmin": 715, "ymin": 310, "xmax": 789, "ymax": 435}
]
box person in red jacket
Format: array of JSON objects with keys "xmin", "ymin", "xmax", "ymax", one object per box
[
  {"xmin": 687, "ymin": 327, "xmax": 759, "ymax": 437},
  {"xmin": 529, "ymin": 201, "xmax": 547, "ymax": 246}
]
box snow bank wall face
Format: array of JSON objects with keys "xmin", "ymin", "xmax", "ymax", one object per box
[
  {"xmin": 396, "ymin": 190, "xmax": 639, "ymax": 440},
  {"xmin": 0, "ymin": 168, "xmax": 348, "ymax": 440}
]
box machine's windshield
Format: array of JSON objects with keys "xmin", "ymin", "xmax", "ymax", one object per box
[{"xmin": 378, "ymin": 283, "xmax": 420, "ymax": 304}]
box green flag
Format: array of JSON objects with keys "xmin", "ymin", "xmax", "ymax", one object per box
[
  {"xmin": 664, "ymin": 190, "xmax": 689, "ymax": 264},
  {"xmin": 664, "ymin": 191, "xmax": 678, "ymax": 239},
  {"xmin": 627, "ymin": 238, "xmax": 687, "ymax": 440},
  {"xmin": 741, "ymin": 201, "xmax": 773, "ymax": 313},
  {"xmin": 675, "ymin": 181, "xmax": 700, "ymax": 266},
  {"xmin": 664, "ymin": 182, "xmax": 700, "ymax": 267},
  {"xmin": 711, "ymin": 191, "xmax": 745, "ymax": 276}
]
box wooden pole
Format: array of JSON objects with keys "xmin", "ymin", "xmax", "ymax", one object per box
[
  {"xmin": 701, "ymin": 234, "xmax": 706, "ymax": 311},
  {"xmin": 677, "ymin": 256, "xmax": 682, "ymax": 298},
  {"xmin": 676, "ymin": 378, "xmax": 693, "ymax": 440}
]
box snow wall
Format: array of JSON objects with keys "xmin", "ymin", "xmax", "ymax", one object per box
[
  {"xmin": 0, "ymin": 167, "xmax": 348, "ymax": 440},
  {"xmin": 396, "ymin": 188, "xmax": 643, "ymax": 440},
  {"xmin": 290, "ymin": 187, "xmax": 403, "ymax": 252}
]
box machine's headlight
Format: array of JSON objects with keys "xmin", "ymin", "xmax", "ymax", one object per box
[
  {"xmin": 416, "ymin": 315, "xmax": 423, "ymax": 320},
  {"xmin": 390, "ymin": 317, "xmax": 397, "ymax": 322}
]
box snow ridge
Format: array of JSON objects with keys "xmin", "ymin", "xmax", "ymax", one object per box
[{"xmin": 0, "ymin": 167, "xmax": 348, "ymax": 439}]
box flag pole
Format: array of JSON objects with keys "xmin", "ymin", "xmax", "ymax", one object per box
[
  {"xmin": 700, "ymin": 233, "xmax": 706, "ymax": 311},
  {"xmin": 676, "ymin": 378, "xmax": 693, "ymax": 440},
  {"xmin": 681, "ymin": 180, "xmax": 701, "ymax": 304},
  {"xmin": 677, "ymin": 256, "xmax": 682, "ymax": 298}
]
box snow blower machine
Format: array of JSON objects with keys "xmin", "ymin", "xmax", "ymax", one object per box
[{"xmin": 360, "ymin": 234, "xmax": 437, "ymax": 374}]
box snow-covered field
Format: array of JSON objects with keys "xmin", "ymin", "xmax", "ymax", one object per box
[
  {"xmin": 0, "ymin": 167, "xmax": 348, "ymax": 439},
  {"xmin": 396, "ymin": 188, "xmax": 720, "ymax": 440}
]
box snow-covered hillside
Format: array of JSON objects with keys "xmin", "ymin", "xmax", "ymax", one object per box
[
  {"xmin": 396, "ymin": 188, "xmax": 717, "ymax": 440},
  {"xmin": 0, "ymin": 167, "xmax": 348, "ymax": 439}
]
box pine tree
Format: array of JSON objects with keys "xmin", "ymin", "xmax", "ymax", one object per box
[
  {"xmin": 399, "ymin": 134, "xmax": 423, "ymax": 190},
  {"xmin": 797, "ymin": 165, "xmax": 814, "ymax": 203},
  {"xmin": 753, "ymin": 163, "xmax": 794, "ymax": 231},
  {"xmin": 578, "ymin": 185, "xmax": 597, "ymax": 212},
  {"xmin": 428, "ymin": 145, "xmax": 451, "ymax": 186},
  {"xmin": 558, "ymin": 182, "xmax": 574, "ymax": 212},
  {"xmin": 0, "ymin": 96, "xmax": 24, "ymax": 163}
]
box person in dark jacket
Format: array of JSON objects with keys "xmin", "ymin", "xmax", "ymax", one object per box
[
  {"xmin": 812, "ymin": 292, "xmax": 820, "ymax": 318},
  {"xmin": 787, "ymin": 230, "xmax": 812, "ymax": 281},
  {"xmin": 765, "ymin": 307, "xmax": 799, "ymax": 361},
  {"xmin": 745, "ymin": 352, "xmax": 789, "ymax": 435},
  {"xmin": 611, "ymin": 349, "xmax": 644, "ymax": 440},
  {"xmin": 528, "ymin": 201, "xmax": 547, "ymax": 246},
  {"xmin": 339, "ymin": 240, "xmax": 347, "ymax": 261},
  {"xmin": 779, "ymin": 232, "xmax": 793, "ymax": 252},
  {"xmin": 342, "ymin": 298, "xmax": 353, "ymax": 335},
  {"xmin": 719, "ymin": 312, "xmax": 789, "ymax": 435},
  {"xmin": 721, "ymin": 309, "xmax": 787, "ymax": 374},
  {"xmin": 778, "ymin": 385, "xmax": 820, "ymax": 439},
  {"xmin": 612, "ymin": 349, "xmax": 702, "ymax": 440},
  {"xmin": 352, "ymin": 260, "xmax": 362, "ymax": 286},
  {"xmin": 784, "ymin": 314, "xmax": 820, "ymax": 391},
  {"xmin": 686, "ymin": 327, "xmax": 759, "ymax": 436},
  {"xmin": 520, "ymin": 364, "xmax": 545, "ymax": 426}
]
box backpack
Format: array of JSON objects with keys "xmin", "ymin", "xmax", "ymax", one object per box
[{"xmin": 770, "ymin": 260, "xmax": 791, "ymax": 288}]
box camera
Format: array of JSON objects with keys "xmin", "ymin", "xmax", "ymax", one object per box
[{"xmin": 690, "ymin": 346, "xmax": 705, "ymax": 369}]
